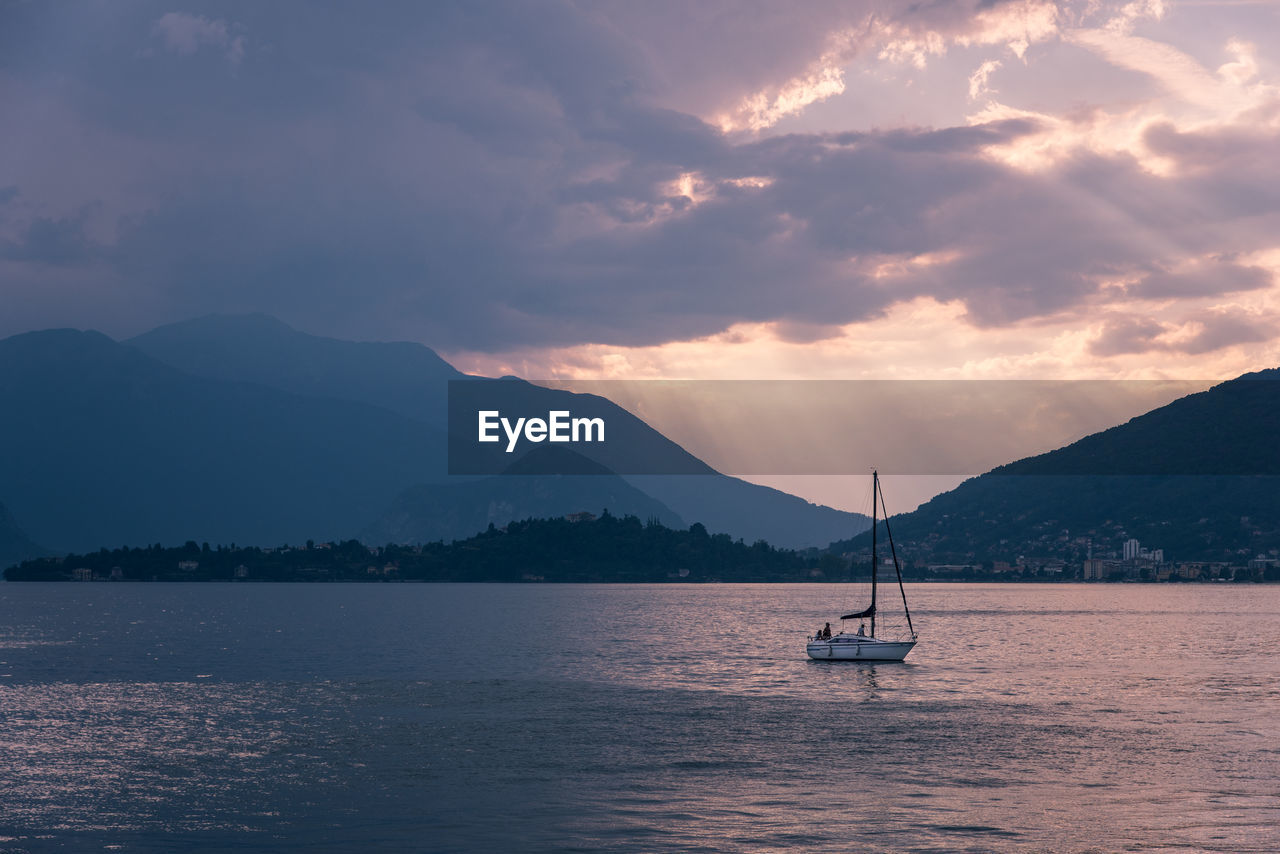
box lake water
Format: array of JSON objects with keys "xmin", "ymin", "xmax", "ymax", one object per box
[{"xmin": 0, "ymin": 583, "xmax": 1277, "ymax": 853}]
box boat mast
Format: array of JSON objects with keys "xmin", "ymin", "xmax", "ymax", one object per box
[
  {"xmin": 877, "ymin": 474, "xmax": 915, "ymax": 640},
  {"xmin": 870, "ymin": 470, "xmax": 878, "ymax": 638}
]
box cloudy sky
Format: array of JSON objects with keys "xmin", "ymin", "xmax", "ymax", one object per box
[
  {"xmin": 4, "ymin": 0, "xmax": 1280, "ymax": 383},
  {"xmin": 4, "ymin": 1, "xmax": 1280, "ymax": 507}
]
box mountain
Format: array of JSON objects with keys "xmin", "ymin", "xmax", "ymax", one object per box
[
  {"xmin": 129, "ymin": 313, "xmax": 466, "ymax": 429},
  {"xmin": 362, "ymin": 446, "xmax": 685, "ymax": 544},
  {"xmin": 832, "ymin": 372, "xmax": 1280, "ymax": 563},
  {"xmin": 0, "ymin": 329, "xmax": 446, "ymax": 552},
  {"xmin": 627, "ymin": 475, "xmax": 866, "ymax": 552},
  {"xmin": 0, "ymin": 500, "xmax": 47, "ymax": 569},
  {"xmin": 131, "ymin": 315, "xmax": 868, "ymax": 548}
]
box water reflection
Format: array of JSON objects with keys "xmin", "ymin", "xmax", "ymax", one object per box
[{"xmin": 805, "ymin": 659, "xmax": 886, "ymax": 701}]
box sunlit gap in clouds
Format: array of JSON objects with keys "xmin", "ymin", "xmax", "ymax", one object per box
[{"xmin": 443, "ymin": 290, "xmax": 1280, "ymax": 386}]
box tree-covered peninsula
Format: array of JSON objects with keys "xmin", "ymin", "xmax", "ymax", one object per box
[{"xmin": 4, "ymin": 512, "xmax": 848, "ymax": 583}]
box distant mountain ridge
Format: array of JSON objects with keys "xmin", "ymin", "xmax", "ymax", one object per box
[
  {"xmin": 0, "ymin": 328, "xmax": 446, "ymax": 552},
  {"xmin": 129, "ymin": 313, "xmax": 466, "ymax": 429},
  {"xmin": 833, "ymin": 371, "xmax": 1280, "ymax": 564},
  {"xmin": 1, "ymin": 315, "xmax": 868, "ymax": 557},
  {"xmin": 991, "ymin": 368, "xmax": 1280, "ymax": 476},
  {"xmin": 133, "ymin": 315, "xmax": 868, "ymax": 549}
]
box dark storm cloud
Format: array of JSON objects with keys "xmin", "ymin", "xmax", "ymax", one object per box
[
  {"xmin": 1089, "ymin": 310, "xmax": 1274, "ymax": 358},
  {"xmin": 1181, "ymin": 309, "xmax": 1276, "ymax": 355},
  {"xmin": 532, "ymin": 119, "xmax": 1065, "ymax": 343},
  {"xmin": 1, "ymin": 1, "xmax": 1277, "ymax": 350},
  {"xmin": 1090, "ymin": 316, "xmax": 1167, "ymax": 357},
  {"xmin": 875, "ymin": 119, "xmax": 1043, "ymax": 153},
  {"xmin": 1142, "ymin": 120, "xmax": 1280, "ymax": 234},
  {"xmin": 1129, "ymin": 262, "xmax": 1272, "ymax": 300}
]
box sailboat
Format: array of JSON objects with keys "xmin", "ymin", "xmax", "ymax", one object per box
[{"xmin": 806, "ymin": 470, "xmax": 918, "ymax": 661}]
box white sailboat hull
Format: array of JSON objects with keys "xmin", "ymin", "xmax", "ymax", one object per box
[{"xmin": 806, "ymin": 636, "xmax": 916, "ymax": 661}]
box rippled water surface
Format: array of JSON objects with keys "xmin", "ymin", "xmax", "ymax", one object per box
[{"xmin": 0, "ymin": 583, "xmax": 1277, "ymax": 852}]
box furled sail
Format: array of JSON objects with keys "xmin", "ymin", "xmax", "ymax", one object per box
[{"xmin": 840, "ymin": 604, "xmax": 875, "ymax": 620}]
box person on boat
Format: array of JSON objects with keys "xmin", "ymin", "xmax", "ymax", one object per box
[
  {"xmin": 821, "ymin": 623, "xmax": 832, "ymax": 639},
  {"xmin": 857, "ymin": 623, "xmax": 866, "ymax": 636}
]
